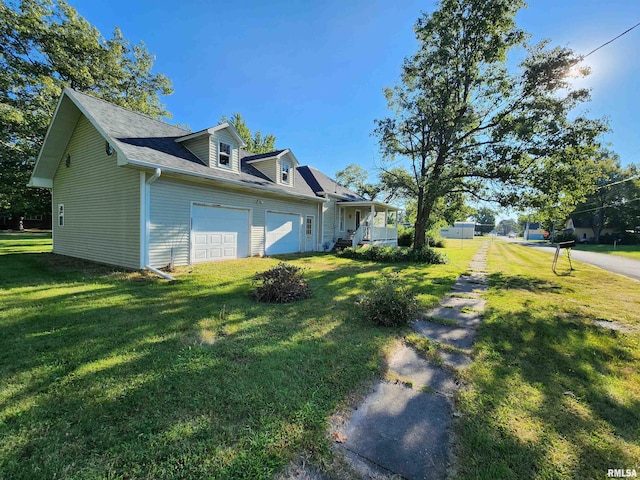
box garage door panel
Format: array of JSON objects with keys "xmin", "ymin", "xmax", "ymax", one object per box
[
  {"xmin": 266, "ymin": 212, "xmax": 300, "ymax": 255},
  {"xmin": 191, "ymin": 205, "xmax": 248, "ymax": 263}
]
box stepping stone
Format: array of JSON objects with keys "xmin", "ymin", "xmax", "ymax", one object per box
[
  {"xmin": 421, "ymin": 307, "xmax": 483, "ymax": 329},
  {"xmin": 413, "ymin": 321, "xmax": 477, "ymax": 350},
  {"xmin": 388, "ymin": 344, "xmax": 459, "ymax": 396},
  {"xmin": 439, "ymin": 296, "xmax": 487, "ymax": 310},
  {"xmin": 440, "ymin": 350, "xmax": 473, "ymax": 370},
  {"xmin": 337, "ymin": 382, "xmax": 452, "ymax": 480},
  {"xmin": 451, "ymin": 280, "xmax": 485, "ymax": 295}
]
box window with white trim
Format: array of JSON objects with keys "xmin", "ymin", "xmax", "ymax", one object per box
[
  {"xmin": 58, "ymin": 204, "xmax": 64, "ymax": 227},
  {"xmin": 339, "ymin": 207, "xmax": 345, "ymax": 231},
  {"xmin": 306, "ymin": 217, "xmax": 313, "ymax": 236},
  {"xmin": 219, "ymin": 142, "xmax": 231, "ymax": 167},
  {"xmin": 281, "ymin": 162, "xmax": 290, "ymax": 184}
]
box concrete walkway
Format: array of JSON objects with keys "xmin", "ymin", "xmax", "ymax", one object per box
[{"xmin": 333, "ymin": 242, "xmax": 490, "ymax": 479}]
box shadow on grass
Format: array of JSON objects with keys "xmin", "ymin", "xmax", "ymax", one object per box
[
  {"xmin": 0, "ymin": 250, "xmax": 469, "ymax": 479},
  {"xmin": 455, "ymin": 304, "xmax": 639, "ymax": 479},
  {"xmin": 488, "ymin": 272, "xmax": 570, "ymax": 293}
]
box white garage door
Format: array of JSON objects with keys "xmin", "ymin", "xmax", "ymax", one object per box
[
  {"xmin": 265, "ymin": 212, "xmax": 300, "ymax": 255},
  {"xmin": 191, "ymin": 204, "xmax": 249, "ymax": 263}
]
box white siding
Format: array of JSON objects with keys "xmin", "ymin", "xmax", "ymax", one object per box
[
  {"xmin": 52, "ymin": 116, "xmax": 140, "ymax": 268},
  {"xmin": 149, "ymin": 177, "xmax": 320, "ymax": 267},
  {"xmin": 323, "ymin": 198, "xmax": 338, "ymax": 245},
  {"xmin": 182, "ymin": 136, "xmax": 210, "ymax": 164},
  {"xmin": 252, "ymin": 159, "xmax": 278, "ymax": 182}
]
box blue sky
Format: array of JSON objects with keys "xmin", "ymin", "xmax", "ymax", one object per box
[{"xmin": 69, "ymin": 0, "xmax": 640, "ymax": 182}]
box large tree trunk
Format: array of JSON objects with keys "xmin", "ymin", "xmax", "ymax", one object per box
[{"xmin": 413, "ymin": 188, "xmax": 435, "ymax": 249}]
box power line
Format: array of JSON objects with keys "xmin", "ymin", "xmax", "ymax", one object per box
[
  {"xmin": 582, "ymin": 21, "xmax": 640, "ymax": 59},
  {"xmin": 571, "ymin": 197, "xmax": 640, "ymax": 215},
  {"xmin": 596, "ymin": 175, "xmax": 640, "ymax": 190}
]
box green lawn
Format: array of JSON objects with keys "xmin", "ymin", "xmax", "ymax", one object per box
[
  {"xmin": 573, "ymin": 243, "xmax": 640, "ymax": 260},
  {"xmin": 455, "ymin": 241, "xmax": 640, "ymax": 479},
  {"xmin": 0, "ymin": 233, "xmax": 481, "ymax": 479}
]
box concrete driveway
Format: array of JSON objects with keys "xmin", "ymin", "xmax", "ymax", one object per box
[{"xmin": 508, "ymin": 238, "xmax": 640, "ymax": 281}]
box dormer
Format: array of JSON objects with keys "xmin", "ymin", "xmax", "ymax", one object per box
[
  {"xmin": 175, "ymin": 123, "xmax": 246, "ymax": 172},
  {"xmin": 244, "ymin": 149, "xmax": 299, "ymax": 187}
]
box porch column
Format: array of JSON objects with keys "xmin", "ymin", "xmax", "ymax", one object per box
[{"xmin": 384, "ymin": 209, "xmax": 388, "ymax": 241}]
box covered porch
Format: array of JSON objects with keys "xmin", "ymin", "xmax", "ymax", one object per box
[{"xmin": 337, "ymin": 201, "xmax": 399, "ymax": 247}]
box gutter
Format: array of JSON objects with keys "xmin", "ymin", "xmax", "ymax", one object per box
[
  {"xmin": 145, "ymin": 265, "xmax": 175, "ymax": 281},
  {"xmin": 127, "ymin": 159, "xmax": 326, "ymax": 204}
]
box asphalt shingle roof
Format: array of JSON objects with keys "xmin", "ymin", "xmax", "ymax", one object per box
[{"xmin": 66, "ymin": 88, "xmax": 363, "ymax": 202}]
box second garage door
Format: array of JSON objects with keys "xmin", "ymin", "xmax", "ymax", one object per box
[
  {"xmin": 265, "ymin": 212, "xmax": 300, "ymax": 255},
  {"xmin": 191, "ymin": 204, "xmax": 249, "ymax": 263}
]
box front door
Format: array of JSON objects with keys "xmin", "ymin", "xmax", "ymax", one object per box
[
  {"xmin": 355, "ymin": 210, "xmax": 361, "ymax": 230},
  {"xmin": 305, "ymin": 216, "xmax": 315, "ymax": 252}
]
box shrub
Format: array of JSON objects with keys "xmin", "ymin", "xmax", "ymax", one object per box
[
  {"xmin": 397, "ymin": 227, "xmax": 414, "ymax": 247},
  {"xmin": 253, "ymin": 262, "xmax": 311, "ymax": 303},
  {"xmin": 599, "ymin": 232, "xmax": 640, "ymax": 245},
  {"xmin": 338, "ymin": 245, "xmax": 447, "ymax": 264},
  {"xmin": 356, "ymin": 274, "xmax": 418, "ymax": 327},
  {"xmin": 554, "ymin": 230, "xmax": 577, "ymax": 243}
]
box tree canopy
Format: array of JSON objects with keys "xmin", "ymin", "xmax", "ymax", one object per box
[
  {"xmin": 334, "ymin": 164, "xmax": 382, "ymax": 200},
  {"xmin": 569, "ymin": 152, "xmax": 640, "ymax": 242},
  {"xmin": 374, "ymin": 0, "xmax": 607, "ymax": 248},
  {"xmin": 471, "ymin": 207, "xmax": 496, "ymax": 234},
  {"xmin": 0, "ymin": 0, "xmax": 173, "ymax": 226},
  {"xmin": 219, "ymin": 113, "xmax": 277, "ymax": 155}
]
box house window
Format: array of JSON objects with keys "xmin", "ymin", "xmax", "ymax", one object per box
[
  {"xmin": 339, "ymin": 207, "xmax": 345, "ymax": 231},
  {"xmin": 306, "ymin": 217, "xmax": 313, "ymax": 236},
  {"xmin": 219, "ymin": 142, "xmax": 231, "ymax": 167},
  {"xmin": 58, "ymin": 204, "xmax": 64, "ymax": 227},
  {"xmin": 281, "ymin": 162, "xmax": 290, "ymax": 184}
]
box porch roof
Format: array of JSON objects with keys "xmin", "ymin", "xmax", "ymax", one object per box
[{"xmin": 337, "ymin": 200, "xmax": 399, "ymax": 211}]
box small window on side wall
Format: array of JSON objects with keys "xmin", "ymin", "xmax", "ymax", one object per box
[
  {"xmin": 219, "ymin": 142, "xmax": 231, "ymax": 167},
  {"xmin": 339, "ymin": 207, "xmax": 345, "ymax": 231},
  {"xmin": 281, "ymin": 162, "xmax": 290, "ymax": 184},
  {"xmin": 58, "ymin": 204, "xmax": 64, "ymax": 227}
]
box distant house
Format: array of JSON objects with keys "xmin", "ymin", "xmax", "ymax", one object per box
[
  {"xmin": 571, "ymin": 217, "xmax": 615, "ymax": 244},
  {"xmin": 29, "ymin": 88, "xmax": 397, "ymax": 270},
  {"xmin": 440, "ymin": 222, "xmax": 475, "ymax": 239},
  {"xmin": 524, "ymin": 222, "xmax": 546, "ymax": 241}
]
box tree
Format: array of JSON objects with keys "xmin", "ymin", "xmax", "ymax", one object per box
[
  {"xmin": 0, "ymin": 0, "xmax": 173, "ymax": 227},
  {"xmin": 471, "ymin": 207, "xmax": 496, "ymax": 234},
  {"xmin": 219, "ymin": 113, "xmax": 276, "ymax": 154},
  {"xmin": 374, "ymin": 0, "xmax": 606, "ymax": 249},
  {"xmin": 497, "ymin": 218, "xmax": 518, "ymax": 235},
  {"xmin": 334, "ymin": 164, "xmax": 381, "ymax": 200},
  {"xmin": 570, "ymin": 152, "xmax": 640, "ymax": 242}
]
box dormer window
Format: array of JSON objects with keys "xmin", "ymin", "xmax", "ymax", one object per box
[
  {"xmin": 219, "ymin": 142, "xmax": 231, "ymax": 168},
  {"xmin": 281, "ymin": 162, "xmax": 290, "ymax": 184}
]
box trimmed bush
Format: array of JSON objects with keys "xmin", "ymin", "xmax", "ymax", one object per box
[
  {"xmin": 338, "ymin": 245, "xmax": 447, "ymax": 264},
  {"xmin": 356, "ymin": 274, "xmax": 418, "ymax": 327},
  {"xmin": 253, "ymin": 262, "xmax": 312, "ymax": 303}
]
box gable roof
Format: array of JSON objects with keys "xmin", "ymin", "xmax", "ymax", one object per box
[
  {"xmin": 175, "ymin": 123, "xmax": 246, "ymax": 147},
  {"xmin": 30, "ymin": 88, "xmax": 391, "ymax": 207}
]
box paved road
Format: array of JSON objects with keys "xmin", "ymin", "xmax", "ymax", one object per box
[{"xmin": 510, "ymin": 239, "xmax": 640, "ymax": 281}]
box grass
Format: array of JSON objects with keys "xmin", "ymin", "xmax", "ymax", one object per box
[
  {"xmin": 573, "ymin": 243, "xmax": 640, "ymax": 260},
  {"xmin": 454, "ymin": 241, "xmax": 640, "ymax": 479},
  {"xmin": 0, "ymin": 232, "xmax": 482, "ymax": 479}
]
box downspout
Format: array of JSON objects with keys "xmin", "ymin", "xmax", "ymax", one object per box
[{"xmin": 144, "ymin": 168, "xmax": 175, "ymax": 281}]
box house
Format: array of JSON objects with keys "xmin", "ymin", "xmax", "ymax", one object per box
[
  {"xmin": 523, "ymin": 222, "xmax": 546, "ymax": 241},
  {"xmin": 28, "ymin": 88, "xmax": 398, "ymax": 271},
  {"xmin": 440, "ymin": 222, "xmax": 475, "ymax": 239}
]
